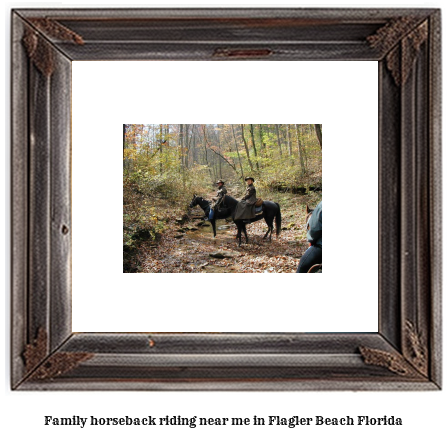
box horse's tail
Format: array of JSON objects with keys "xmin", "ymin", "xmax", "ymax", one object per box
[{"xmin": 275, "ymin": 203, "xmax": 282, "ymax": 236}]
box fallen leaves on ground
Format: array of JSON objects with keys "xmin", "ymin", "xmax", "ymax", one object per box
[{"xmin": 130, "ymin": 192, "xmax": 320, "ymax": 273}]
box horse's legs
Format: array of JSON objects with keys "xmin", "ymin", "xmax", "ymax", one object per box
[
  {"xmin": 263, "ymin": 227, "xmax": 270, "ymax": 239},
  {"xmin": 243, "ymin": 223, "xmax": 248, "ymax": 244},
  {"xmin": 236, "ymin": 223, "xmax": 242, "ymax": 247},
  {"xmin": 263, "ymin": 216, "xmax": 270, "ymax": 239},
  {"xmin": 211, "ymin": 219, "xmax": 216, "ymax": 238},
  {"xmin": 263, "ymin": 217, "xmax": 273, "ymax": 240}
]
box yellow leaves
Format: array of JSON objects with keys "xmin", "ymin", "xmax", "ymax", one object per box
[{"xmin": 123, "ymin": 148, "xmax": 137, "ymax": 161}]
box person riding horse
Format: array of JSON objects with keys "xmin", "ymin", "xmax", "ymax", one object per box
[
  {"xmin": 297, "ymin": 201, "xmax": 322, "ymax": 273},
  {"xmin": 234, "ymin": 177, "xmax": 257, "ymax": 222},
  {"xmin": 190, "ymin": 193, "xmax": 281, "ymax": 243},
  {"xmin": 209, "ymin": 180, "xmax": 227, "ymax": 220}
]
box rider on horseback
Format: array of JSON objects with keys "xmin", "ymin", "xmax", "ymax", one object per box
[
  {"xmin": 208, "ymin": 180, "xmax": 227, "ymax": 220},
  {"xmin": 296, "ymin": 201, "xmax": 322, "ymax": 273},
  {"xmin": 234, "ymin": 177, "xmax": 257, "ymax": 222}
]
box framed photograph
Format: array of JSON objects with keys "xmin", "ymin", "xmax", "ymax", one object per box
[
  {"xmin": 121, "ymin": 123, "xmax": 322, "ymax": 273},
  {"xmin": 11, "ymin": 8, "xmax": 441, "ymax": 390}
]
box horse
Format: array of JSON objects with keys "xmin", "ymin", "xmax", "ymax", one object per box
[
  {"xmin": 189, "ymin": 195, "xmax": 232, "ymax": 238},
  {"xmin": 189, "ymin": 194, "xmax": 282, "ymax": 246},
  {"xmin": 221, "ymin": 195, "xmax": 281, "ymax": 246}
]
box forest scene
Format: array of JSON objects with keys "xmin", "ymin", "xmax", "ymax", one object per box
[{"xmin": 123, "ymin": 124, "xmax": 322, "ymax": 273}]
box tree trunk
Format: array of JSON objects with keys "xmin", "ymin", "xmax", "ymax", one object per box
[
  {"xmin": 144, "ymin": 125, "xmax": 149, "ymax": 156},
  {"xmin": 159, "ymin": 124, "xmax": 163, "ymax": 174},
  {"xmin": 315, "ymin": 124, "xmax": 322, "ymax": 148},
  {"xmin": 123, "ymin": 124, "xmax": 128, "ymax": 170},
  {"xmin": 295, "ymin": 124, "xmax": 306, "ymax": 175},
  {"xmin": 123, "ymin": 124, "xmax": 127, "ymax": 151},
  {"xmin": 249, "ymin": 124, "xmax": 259, "ymax": 170},
  {"xmin": 231, "ymin": 125, "xmax": 245, "ymax": 182},
  {"xmin": 201, "ymin": 125, "xmax": 214, "ymax": 182},
  {"xmin": 217, "ymin": 126, "xmax": 223, "ymax": 178},
  {"xmin": 298, "ymin": 124, "xmax": 308, "ymax": 168},
  {"xmin": 179, "ymin": 124, "xmax": 184, "ymax": 166},
  {"xmin": 275, "ymin": 124, "xmax": 283, "ymax": 156},
  {"xmin": 286, "ymin": 124, "xmax": 292, "ymax": 156},
  {"xmin": 258, "ymin": 124, "xmax": 264, "ymax": 153},
  {"xmin": 265, "ymin": 124, "xmax": 271, "ymax": 154},
  {"xmin": 165, "ymin": 124, "xmax": 169, "ymax": 143},
  {"xmin": 179, "ymin": 124, "xmax": 186, "ymax": 187},
  {"xmin": 184, "ymin": 124, "xmax": 189, "ymax": 168},
  {"xmin": 192, "ymin": 125, "xmax": 197, "ymax": 164},
  {"xmin": 152, "ymin": 124, "xmax": 156, "ymax": 151},
  {"xmin": 240, "ymin": 124, "xmax": 254, "ymax": 172}
]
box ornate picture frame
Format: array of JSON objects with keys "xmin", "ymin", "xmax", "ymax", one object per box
[{"xmin": 11, "ymin": 8, "xmax": 441, "ymax": 390}]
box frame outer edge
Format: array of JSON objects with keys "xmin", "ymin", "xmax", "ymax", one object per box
[
  {"xmin": 12, "ymin": 7, "xmax": 438, "ymax": 20},
  {"xmin": 428, "ymin": 10, "xmax": 442, "ymax": 388},
  {"xmin": 11, "ymin": 7, "xmax": 441, "ymax": 391},
  {"xmin": 11, "ymin": 12, "xmax": 29, "ymax": 388},
  {"xmin": 16, "ymin": 379, "xmax": 440, "ymax": 392}
]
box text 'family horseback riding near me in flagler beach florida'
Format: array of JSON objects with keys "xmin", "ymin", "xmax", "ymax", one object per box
[{"xmin": 43, "ymin": 414, "xmax": 402, "ymax": 428}]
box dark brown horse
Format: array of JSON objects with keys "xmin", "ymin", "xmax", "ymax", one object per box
[
  {"xmin": 221, "ymin": 195, "xmax": 281, "ymax": 246},
  {"xmin": 189, "ymin": 195, "xmax": 231, "ymax": 238},
  {"xmin": 189, "ymin": 194, "xmax": 281, "ymax": 246}
]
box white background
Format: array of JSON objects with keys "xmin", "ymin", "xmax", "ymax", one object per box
[
  {"xmin": 72, "ymin": 60, "xmax": 378, "ymax": 332},
  {"xmin": 2, "ymin": 1, "xmax": 445, "ymax": 438}
]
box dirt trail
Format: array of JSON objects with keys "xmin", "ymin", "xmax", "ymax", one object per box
[{"xmin": 177, "ymin": 221, "xmax": 242, "ymax": 272}]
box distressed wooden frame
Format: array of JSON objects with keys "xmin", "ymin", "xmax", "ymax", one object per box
[{"xmin": 11, "ymin": 8, "xmax": 441, "ymax": 390}]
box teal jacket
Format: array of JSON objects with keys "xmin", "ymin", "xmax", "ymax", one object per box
[{"xmin": 307, "ymin": 201, "xmax": 322, "ymax": 247}]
